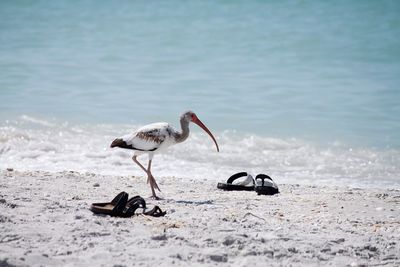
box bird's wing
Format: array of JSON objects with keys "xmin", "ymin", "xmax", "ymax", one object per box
[{"xmin": 122, "ymin": 123, "xmax": 169, "ymax": 151}]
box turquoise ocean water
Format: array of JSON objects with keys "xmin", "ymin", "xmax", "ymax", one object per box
[{"xmin": 1, "ymin": 1, "xmax": 399, "ymax": 188}]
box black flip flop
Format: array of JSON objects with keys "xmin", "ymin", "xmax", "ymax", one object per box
[
  {"xmin": 217, "ymin": 172, "xmax": 255, "ymax": 191},
  {"xmin": 254, "ymin": 174, "xmax": 279, "ymax": 195},
  {"xmin": 90, "ymin": 191, "xmax": 128, "ymax": 216}
]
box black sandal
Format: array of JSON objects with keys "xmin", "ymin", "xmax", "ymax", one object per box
[
  {"xmin": 125, "ymin": 197, "xmax": 166, "ymax": 217},
  {"xmin": 217, "ymin": 172, "xmax": 255, "ymax": 191},
  {"xmin": 254, "ymin": 174, "xmax": 279, "ymax": 195},
  {"xmin": 90, "ymin": 191, "xmax": 128, "ymax": 216},
  {"xmin": 90, "ymin": 193, "xmax": 166, "ymax": 217},
  {"xmin": 119, "ymin": 195, "xmax": 147, "ymax": 218},
  {"xmin": 143, "ymin": 206, "xmax": 166, "ymax": 217}
]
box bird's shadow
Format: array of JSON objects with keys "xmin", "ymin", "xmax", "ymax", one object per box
[{"xmin": 168, "ymin": 199, "xmax": 214, "ymax": 206}]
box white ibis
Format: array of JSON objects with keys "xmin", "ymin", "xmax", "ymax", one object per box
[{"xmin": 110, "ymin": 111, "xmax": 220, "ymax": 199}]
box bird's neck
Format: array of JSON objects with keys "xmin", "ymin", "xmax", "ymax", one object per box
[{"xmin": 175, "ymin": 117, "xmax": 190, "ymax": 143}]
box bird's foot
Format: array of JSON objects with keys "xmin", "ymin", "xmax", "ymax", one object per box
[
  {"xmin": 148, "ymin": 175, "xmax": 161, "ymax": 192},
  {"xmin": 149, "ymin": 195, "xmax": 163, "ymax": 200},
  {"xmin": 154, "ymin": 183, "xmax": 161, "ymax": 192}
]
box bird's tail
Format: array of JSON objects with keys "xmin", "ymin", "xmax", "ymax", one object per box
[{"xmin": 110, "ymin": 138, "xmax": 125, "ymax": 148}]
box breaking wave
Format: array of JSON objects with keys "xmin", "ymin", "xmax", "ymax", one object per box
[{"xmin": 1, "ymin": 116, "xmax": 399, "ymax": 189}]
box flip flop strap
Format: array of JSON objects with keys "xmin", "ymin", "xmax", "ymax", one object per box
[
  {"xmin": 144, "ymin": 206, "xmax": 166, "ymax": 217},
  {"xmin": 110, "ymin": 191, "xmax": 128, "ymax": 205},
  {"xmin": 255, "ymin": 174, "xmax": 273, "ymax": 187},
  {"xmin": 121, "ymin": 197, "xmax": 146, "ymax": 217},
  {"xmin": 112, "ymin": 192, "xmax": 129, "ymax": 214},
  {"xmin": 126, "ymin": 196, "xmax": 146, "ymax": 209},
  {"xmin": 227, "ymin": 172, "xmax": 250, "ymax": 184},
  {"xmin": 120, "ymin": 196, "xmax": 146, "ymax": 217}
]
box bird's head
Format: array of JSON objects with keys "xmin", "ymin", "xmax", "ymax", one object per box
[
  {"xmin": 182, "ymin": 111, "xmax": 220, "ymax": 152},
  {"xmin": 181, "ymin": 110, "xmax": 195, "ymax": 123}
]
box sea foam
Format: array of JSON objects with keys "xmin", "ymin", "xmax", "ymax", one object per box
[{"xmin": 1, "ymin": 117, "xmax": 399, "ymax": 189}]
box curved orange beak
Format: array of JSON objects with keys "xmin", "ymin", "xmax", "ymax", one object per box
[{"xmin": 191, "ymin": 115, "xmax": 220, "ymax": 152}]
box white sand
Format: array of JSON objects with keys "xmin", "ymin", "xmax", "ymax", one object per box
[{"xmin": 1, "ymin": 169, "xmax": 399, "ymax": 266}]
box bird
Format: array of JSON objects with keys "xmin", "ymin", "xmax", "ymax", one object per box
[{"xmin": 110, "ymin": 111, "xmax": 220, "ymax": 199}]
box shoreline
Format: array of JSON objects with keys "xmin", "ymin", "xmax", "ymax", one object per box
[{"xmin": 1, "ymin": 169, "xmax": 400, "ymax": 266}]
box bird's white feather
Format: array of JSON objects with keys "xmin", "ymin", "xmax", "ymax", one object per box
[{"xmin": 121, "ymin": 122, "xmax": 176, "ymax": 152}]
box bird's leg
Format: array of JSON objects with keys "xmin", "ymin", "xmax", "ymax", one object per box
[
  {"xmin": 132, "ymin": 155, "xmax": 153, "ymax": 185},
  {"xmin": 147, "ymin": 160, "xmax": 157, "ymax": 199},
  {"xmin": 132, "ymin": 156, "xmax": 161, "ymax": 199},
  {"xmin": 147, "ymin": 159, "xmax": 161, "ymax": 194},
  {"xmin": 132, "ymin": 155, "xmax": 147, "ymax": 173}
]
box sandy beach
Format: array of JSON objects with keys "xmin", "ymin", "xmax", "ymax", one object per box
[
  {"xmin": 1, "ymin": 169, "xmax": 399, "ymax": 266},
  {"xmin": 2, "ymin": 1, "xmax": 400, "ymax": 266}
]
